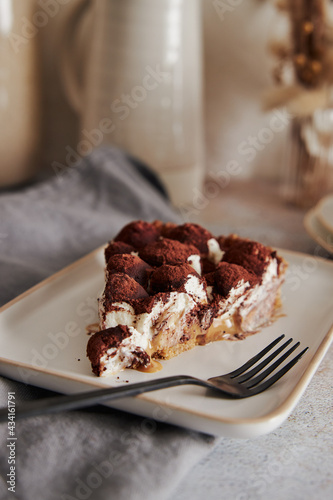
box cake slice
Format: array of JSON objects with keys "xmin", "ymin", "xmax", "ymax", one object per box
[{"xmin": 87, "ymin": 221, "xmax": 287, "ymax": 376}]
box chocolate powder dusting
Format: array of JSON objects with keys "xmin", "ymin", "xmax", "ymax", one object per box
[
  {"xmin": 217, "ymin": 234, "xmax": 239, "ymax": 251},
  {"xmin": 131, "ymin": 295, "xmax": 156, "ymax": 315},
  {"xmin": 162, "ymin": 223, "xmax": 214, "ymax": 253},
  {"xmin": 114, "ymin": 220, "xmax": 160, "ymax": 248},
  {"xmin": 107, "ymin": 254, "xmax": 152, "ymax": 287},
  {"xmin": 222, "ymin": 240, "xmax": 274, "ymax": 277},
  {"xmin": 139, "ymin": 238, "xmax": 199, "ymax": 267},
  {"xmin": 201, "ymin": 257, "xmax": 217, "ymax": 275},
  {"xmin": 149, "ymin": 263, "xmax": 201, "ymax": 293},
  {"xmin": 87, "ymin": 325, "xmax": 131, "ymax": 375},
  {"xmin": 214, "ymin": 262, "xmax": 259, "ymax": 297},
  {"xmin": 105, "ymin": 241, "xmax": 134, "ymax": 263},
  {"xmin": 104, "ymin": 273, "xmax": 149, "ymax": 308}
]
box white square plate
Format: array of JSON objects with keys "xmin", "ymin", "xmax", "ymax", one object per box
[{"xmin": 0, "ymin": 247, "xmax": 332, "ymax": 438}]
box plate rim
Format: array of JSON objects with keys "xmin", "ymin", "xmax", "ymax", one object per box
[
  {"xmin": 0, "ymin": 246, "xmax": 332, "ymax": 430},
  {"xmin": 0, "ymin": 322, "xmax": 332, "ymax": 427}
]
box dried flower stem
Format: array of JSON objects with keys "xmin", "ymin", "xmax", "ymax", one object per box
[{"xmin": 289, "ymin": 0, "xmax": 325, "ymax": 87}]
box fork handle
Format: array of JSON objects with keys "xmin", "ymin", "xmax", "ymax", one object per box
[{"xmin": 0, "ymin": 375, "xmax": 203, "ymax": 422}]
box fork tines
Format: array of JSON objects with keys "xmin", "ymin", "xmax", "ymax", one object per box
[{"xmin": 230, "ymin": 335, "xmax": 309, "ymax": 392}]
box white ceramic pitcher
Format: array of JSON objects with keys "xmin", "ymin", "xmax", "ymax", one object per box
[
  {"xmin": 0, "ymin": 0, "xmax": 41, "ymax": 188},
  {"xmin": 60, "ymin": 0, "xmax": 205, "ymax": 205}
]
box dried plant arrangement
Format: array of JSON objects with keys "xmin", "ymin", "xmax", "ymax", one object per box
[
  {"xmin": 265, "ymin": 0, "xmax": 333, "ymax": 206},
  {"xmin": 264, "ymin": 0, "xmax": 333, "ymax": 115}
]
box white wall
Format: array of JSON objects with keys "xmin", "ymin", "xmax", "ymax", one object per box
[{"xmin": 202, "ymin": 0, "xmax": 289, "ymax": 180}]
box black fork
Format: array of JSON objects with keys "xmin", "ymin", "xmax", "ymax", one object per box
[
  {"xmin": 207, "ymin": 335, "xmax": 308, "ymax": 396},
  {"xmin": 0, "ymin": 335, "xmax": 308, "ymax": 421}
]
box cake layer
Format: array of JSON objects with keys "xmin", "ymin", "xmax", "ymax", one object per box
[{"xmin": 87, "ymin": 221, "xmax": 287, "ymax": 376}]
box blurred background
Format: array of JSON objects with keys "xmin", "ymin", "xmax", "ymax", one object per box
[
  {"xmin": 0, "ymin": 1, "xmax": 286, "ymax": 200},
  {"xmin": 1, "ymin": 0, "xmax": 333, "ymax": 212}
]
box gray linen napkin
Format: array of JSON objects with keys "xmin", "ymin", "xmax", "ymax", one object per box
[{"xmin": 0, "ymin": 147, "xmax": 216, "ymax": 500}]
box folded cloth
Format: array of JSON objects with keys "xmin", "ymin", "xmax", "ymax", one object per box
[{"xmin": 0, "ymin": 147, "xmax": 216, "ymax": 500}]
